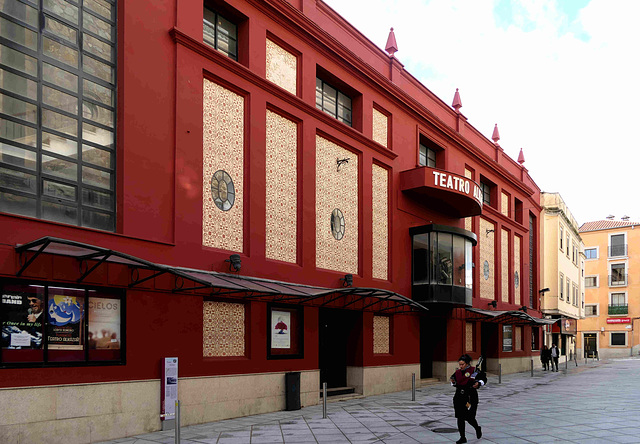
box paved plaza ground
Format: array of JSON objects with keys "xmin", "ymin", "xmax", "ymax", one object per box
[{"xmin": 102, "ymin": 357, "xmax": 640, "ymax": 444}]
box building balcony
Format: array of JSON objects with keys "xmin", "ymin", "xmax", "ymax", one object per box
[
  {"xmin": 608, "ymin": 305, "xmax": 628, "ymax": 315},
  {"xmin": 608, "ymin": 245, "xmax": 627, "ymax": 257},
  {"xmin": 608, "ymin": 274, "xmax": 628, "ymax": 287}
]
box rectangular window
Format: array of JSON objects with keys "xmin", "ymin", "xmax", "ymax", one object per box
[
  {"xmin": 0, "ymin": 2, "xmax": 116, "ymax": 230},
  {"xmin": 559, "ymin": 226, "xmax": 564, "ymax": 251},
  {"xmin": 315, "ymin": 78, "xmax": 352, "ymax": 126},
  {"xmin": 566, "ymin": 279, "xmax": 570, "ymax": 303},
  {"xmin": 559, "ymin": 274, "xmax": 564, "ymax": 299},
  {"xmin": 1, "ymin": 282, "xmax": 124, "ymax": 365},
  {"xmin": 566, "ymin": 234, "xmax": 570, "ymax": 257},
  {"xmin": 480, "ymin": 180, "xmax": 491, "ymax": 205},
  {"xmin": 610, "ymin": 263, "xmax": 626, "ymax": 286},
  {"xmin": 585, "ymin": 248, "xmax": 597, "ymax": 259},
  {"xmin": 609, "ymin": 234, "xmax": 626, "ymax": 257},
  {"xmin": 585, "ymin": 304, "xmax": 597, "ymax": 316},
  {"xmin": 611, "ymin": 332, "xmax": 626, "ymax": 346},
  {"xmin": 585, "ymin": 276, "xmax": 597, "ymax": 288},
  {"xmin": 502, "ymin": 325, "xmax": 512, "ymax": 352},
  {"xmin": 203, "ymin": 7, "xmax": 238, "ymax": 60},
  {"xmin": 531, "ymin": 326, "xmax": 539, "ymax": 351},
  {"xmin": 610, "ymin": 292, "xmax": 625, "ymax": 306},
  {"xmin": 418, "ymin": 143, "xmax": 436, "ymax": 167}
]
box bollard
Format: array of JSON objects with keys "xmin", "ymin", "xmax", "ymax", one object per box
[
  {"xmin": 175, "ymin": 400, "xmax": 181, "ymax": 444},
  {"xmin": 322, "ymin": 382, "xmax": 327, "ymax": 419},
  {"xmin": 411, "ymin": 373, "xmax": 416, "ymax": 402},
  {"xmin": 498, "ymin": 363, "xmax": 502, "ymax": 384},
  {"xmin": 565, "ymin": 355, "xmax": 568, "ymax": 370},
  {"xmin": 530, "ymin": 359, "xmax": 534, "ymax": 377}
]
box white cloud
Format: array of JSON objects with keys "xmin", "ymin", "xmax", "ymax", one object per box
[{"xmin": 323, "ymin": 0, "xmax": 640, "ymax": 224}]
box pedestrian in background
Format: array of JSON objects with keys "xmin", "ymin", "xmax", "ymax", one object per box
[
  {"xmin": 450, "ymin": 354, "xmax": 486, "ymax": 444},
  {"xmin": 550, "ymin": 343, "xmax": 560, "ymax": 371},
  {"xmin": 540, "ymin": 344, "xmax": 550, "ymax": 370}
]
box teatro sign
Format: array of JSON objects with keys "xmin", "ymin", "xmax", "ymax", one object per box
[{"xmin": 400, "ymin": 167, "xmax": 483, "ymax": 218}]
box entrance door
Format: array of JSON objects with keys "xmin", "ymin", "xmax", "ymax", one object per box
[
  {"xmin": 584, "ymin": 333, "xmax": 597, "ymax": 358},
  {"xmin": 480, "ymin": 322, "xmax": 499, "ymax": 373},
  {"xmin": 420, "ymin": 316, "xmax": 446, "ymax": 378},
  {"xmin": 319, "ymin": 308, "xmax": 358, "ymax": 389}
]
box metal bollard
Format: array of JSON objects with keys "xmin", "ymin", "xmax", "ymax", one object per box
[
  {"xmin": 411, "ymin": 373, "xmax": 416, "ymax": 401},
  {"xmin": 565, "ymin": 355, "xmax": 568, "ymax": 370},
  {"xmin": 322, "ymin": 382, "xmax": 327, "ymax": 419},
  {"xmin": 175, "ymin": 400, "xmax": 181, "ymax": 444},
  {"xmin": 530, "ymin": 359, "xmax": 534, "ymax": 377},
  {"xmin": 498, "ymin": 363, "xmax": 502, "ymax": 384}
]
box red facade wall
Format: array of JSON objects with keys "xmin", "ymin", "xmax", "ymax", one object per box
[{"xmin": 0, "ymin": 0, "xmax": 542, "ymax": 387}]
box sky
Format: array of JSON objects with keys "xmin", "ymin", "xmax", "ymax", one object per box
[{"xmin": 323, "ymin": 0, "xmax": 640, "ymax": 227}]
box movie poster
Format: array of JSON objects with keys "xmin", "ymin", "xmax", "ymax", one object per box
[
  {"xmin": 1, "ymin": 291, "xmax": 44, "ymax": 349},
  {"xmin": 47, "ymin": 294, "xmax": 85, "ymax": 350},
  {"xmin": 271, "ymin": 310, "xmax": 291, "ymax": 349},
  {"xmin": 88, "ymin": 297, "xmax": 121, "ymax": 350}
]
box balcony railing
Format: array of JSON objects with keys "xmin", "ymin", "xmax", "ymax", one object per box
[
  {"xmin": 608, "ymin": 304, "xmax": 628, "ymax": 315},
  {"xmin": 609, "ymin": 244, "xmax": 628, "ymax": 257},
  {"xmin": 609, "ymin": 274, "xmax": 628, "ymax": 286}
]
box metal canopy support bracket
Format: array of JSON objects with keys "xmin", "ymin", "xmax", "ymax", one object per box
[{"xmin": 16, "ymin": 238, "xmax": 51, "ymax": 276}]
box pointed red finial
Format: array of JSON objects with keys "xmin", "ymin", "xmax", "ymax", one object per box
[
  {"xmin": 452, "ymin": 88, "xmax": 462, "ymax": 112},
  {"xmin": 385, "ymin": 27, "xmax": 398, "ymax": 57},
  {"xmin": 517, "ymin": 148, "xmax": 525, "ymax": 165},
  {"xmin": 491, "ymin": 124, "xmax": 500, "ymax": 144}
]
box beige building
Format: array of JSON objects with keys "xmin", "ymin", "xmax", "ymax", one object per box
[
  {"xmin": 578, "ymin": 218, "xmax": 640, "ymax": 358},
  {"xmin": 540, "ymin": 193, "xmax": 584, "ymax": 357}
]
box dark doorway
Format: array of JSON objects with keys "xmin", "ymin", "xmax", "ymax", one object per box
[
  {"xmin": 480, "ymin": 322, "xmax": 499, "ymax": 373},
  {"xmin": 319, "ymin": 308, "xmax": 359, "ymax": 389},
  {"xmin": 420, "ymin": 315, "xmax": 446, "ymax": 378},
  {"xmin": 584, "ymin": 333, "xmax": 597, "ymax": 358}
]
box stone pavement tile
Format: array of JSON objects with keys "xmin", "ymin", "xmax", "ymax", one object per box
[
  {"xmin": 609, "ymin": 436, "xmax": 640, "ymax": 444},
  {"xmin": 519, "ymin": 434, "xmax": 571, "ymax": 443},
  {"xmin": 313, "ymin": 433, "xmax": 350, "ymax": 443},
  {"xmin": 191, "ymin": 439, "xmax": 220, "ymax": 444},
  {"xmin": 617, "ymin": 427, "xmax": 640, "ymax": 436},
  {"xmin": 251, "ymin": 437, "xmax": 285, "ymax": 444},
  {"xmin": 404, "ymin": 429, "xmax": 456, "ymax": 443},
  {"xmin": 578, "ymin": 439, "xmax": 616, "ymax": 444},
  {"xmin": 379, "ymin": 436, "xmax": 420, "ymax": 443},
  {"xmin": 486, "ymin": 438, "xmax": 539, "ymax": 444},
  {"xmin": 342, "ymin": 432, "xmax": 379, "ymax": 441}
]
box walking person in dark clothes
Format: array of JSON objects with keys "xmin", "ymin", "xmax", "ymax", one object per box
[
  {"xmin": 541, "ymin": 344, "xmax": 550, "ymax": 370},
  {"xmin": 450, "ymin": 354, "xmax": 487, "ymax": 443},
  {"xmin": 550, "ymin": 343, "xmax": 560, "ymax": 372}
]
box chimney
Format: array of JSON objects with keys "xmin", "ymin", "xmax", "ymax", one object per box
[{"xmin": 606, "ymin": 215, "xmax": 615, "ymax": 220}]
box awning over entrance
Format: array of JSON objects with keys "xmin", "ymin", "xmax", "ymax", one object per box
[
  {"xmin": 465, "ymin": 308, "xmax": 557, "ymax": 326},
  {"xmin": 15, "ymin": 237, "xmax": 428, "ymax": 314}
]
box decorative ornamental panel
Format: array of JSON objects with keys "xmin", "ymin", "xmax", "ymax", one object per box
[
  {"xmin": 373, "ymin": 315, "xmax": 390, "ymax": 354},
  {"xmin": 372, "ymin": 164, "xmax": 388, "ymax": 280},
  {"xmin": 502, "ymin": 229, "xmax": 509, "ymax": 302},
  {"xmin": 265, "ymin": 39, "xmax": 297, "ymax": 95},
  {"xmin": 202, "ymin": 79, "xmax": 244, "ymax": 251},
  {"xmin": 465, "ymin": 322, "xmax": 474, "ymax": 352},
  {"xmin": 372, "ymin": 108, "xmax": 388, "ymax": 148},
  {"xmin": 514, "ymin": 236, "xmax": 522, "ymax": 305},
  {"xmin": 203, "ymin": 301, "xmax": 245, "ymax": 357},
  {"xmin": 501, "ymin": 191, "xmax": 509, "ymax": 217},
  {"xmin": 479, "ymin": 218, "xmax": 495, "ymax": 300},
  {"xmin": 265, "ymin": 110, "xmax": 297, "ymax": 263},
  {"xmin": 315, "ymin": 136, "xmax": 358, "ymax": 274}
]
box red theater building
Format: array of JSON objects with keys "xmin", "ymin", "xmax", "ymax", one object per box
[{"xmin": 0, "ymin": 0, "xmax": 550, "ymax": 441}]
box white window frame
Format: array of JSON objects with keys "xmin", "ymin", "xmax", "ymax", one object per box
[
  {"xmin": 566, "ymin": 234, "xmax": 570, "ymax": 258},
  {"xmin": 584, "ymin": 275, "xmax": 599, "ymax": 288},
  {"xmin": 584, "ymin": 304, "xmax": 598, "ymax": 317},
  {"xmin": 609, "ymin": 331, "xmax": 627, "ymax": 347},
  {"xmin": 559, "ymin": 225, "xmax": 564, "ymax": 251},
  {"xmin": 584, "ymin": 247, "xmax": 598, "ymax": 260},
  {"xmin": 559, "ymin": 273, "xmax": 564, "ymax": 300},
  {"xmin": 609, "ymin": 291, "xmax": 628, "ymax": 306},
  {"xmin": 608, "ymin": 232, "xmax": 627, "ymax": 258},
  {"xmin": 609, "ymin": 261, "xmax": 628, "ymax": 287}
]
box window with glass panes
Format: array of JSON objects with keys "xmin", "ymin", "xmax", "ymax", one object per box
[
  {"xmin": 480, "ymin": 180, "xmax": 491, "ymax": 205},
  {"xmin": 585, "ymin": 304, "xmax": 597, "ymax": 316},
  {"xmin": 203, "ymin": 7, "xmax": 237, "ymax": 61},
  {"xmin": 611, "ymin": 292, "xmax": 625, "ymax": 306},
  {"xmin": 315, "ymin": 78, "xmax": 351, "ymax": 126},
  {"xmin": 418, "ymin": 143, "xmax": 436, "ymax": 167},
  {"xmin": 0, "ymin": 0, "xmax": 116, "ymax": 231}
]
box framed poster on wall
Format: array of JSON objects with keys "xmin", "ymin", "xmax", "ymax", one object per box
[{"xmin": 267, "ymin": 305, "xmax": 303, "ymax": 359}]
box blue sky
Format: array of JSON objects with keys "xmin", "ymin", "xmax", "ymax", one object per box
[{"xmin": 323, "ymin": 0, "xmax": 640, "ymax": 225}]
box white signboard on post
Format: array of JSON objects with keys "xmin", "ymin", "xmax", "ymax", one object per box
[{"xmin": 161, "ymin": 357, "xmax": 178, "ymax": 427}]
